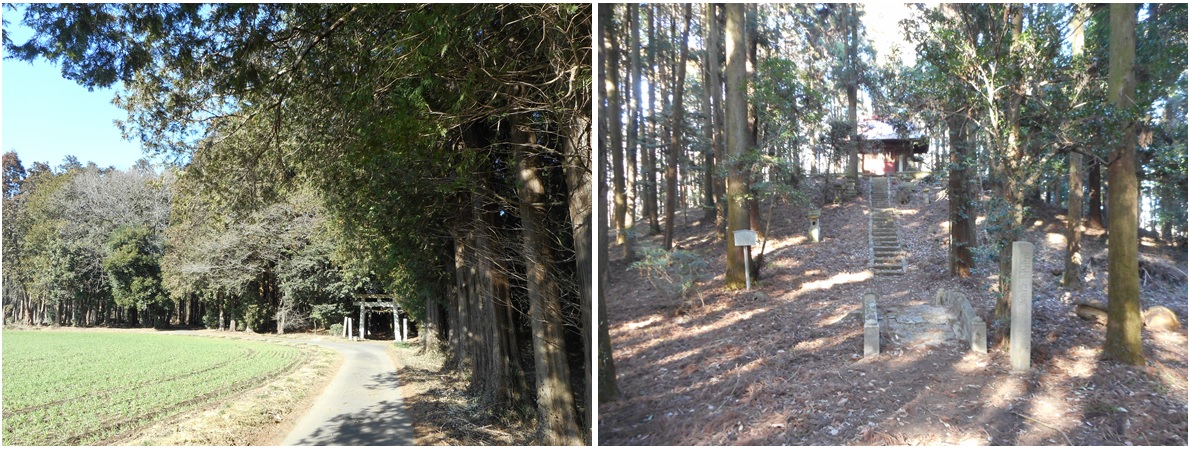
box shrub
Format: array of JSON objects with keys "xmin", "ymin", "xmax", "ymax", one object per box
[{"xmin": 631, "ymin": 246, "xmax": 709, "ymax": 309}]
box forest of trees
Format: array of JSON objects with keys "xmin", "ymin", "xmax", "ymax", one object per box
[
  {"xmin": 3, "ymin": 4, "xmax": 590, "ymax": 444},
  {"xmin": 598, "ymin": 2, "xmax": 1186, "ymax": 397}
]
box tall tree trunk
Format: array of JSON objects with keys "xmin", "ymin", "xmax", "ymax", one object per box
[
  {"xmin": 664, "ymin": 5, "xmax": 692, "ymax": 250},
  {"xmin": 595, "ymin": 10, "xmax": 619, "ymax": 404},
  {"xmin": 746, "ymin": 3, "xmax": 762, "ymax": 247},
  {"xmin": 846, "ymin": 3, "xmax": 860, "ymax": 181},
  {"xmin": 992, "ymin": 5, "xmax": 1027, "ymax": 344},
  {"xmin": 513, "ymin": 123, "xmax": 581, "ymax": 445},
  {"xmin": 1104, "ymin": 3, "xmax": 1144, "ymax": 366},
  {"xmin": 1088, "ymin": 160, "xmax": 1104, "ymax": 228},
  {"xmin": 700, "ymin": 4, "xmax": 717, "ymax": 224},
  {"xmin": 627, "ymin": 3, "xmax": 642, "ymax": 241},
  {"xmin": 1063, "ymin": 7, "xmax": 1089, "ymax": 290},
  {"xmin": 947, "ymin": 113, "xmax": 976, "ymax": 277},
  {"xmin": 644, "ymin": 5, "xmax": 661, "ymax": 235},
  {"xmin": 724, "ymin": 3, "xmax": 751, "ymax": 289},
  {"xmin": 603, "ymin": 9, "xmax": 629, "ymax": 257},
  {"xmin": 562, "ymin": 113, "xmax": 592, "ymax": 436},
  {"xmin": 708, "ymin": 4, "xmax": 727, "ymax": 240}
]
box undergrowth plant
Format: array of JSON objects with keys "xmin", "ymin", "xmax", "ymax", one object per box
[{"xmin": 631, "ymin": 246, "xmax": 709, "ymax": 309}]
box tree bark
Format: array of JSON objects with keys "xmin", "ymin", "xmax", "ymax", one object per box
[
  {"xmin": 627, "ymin": 4, "xmax": 642, "ymax": 242},
  {"xmin": 1088, "ymin": 159, "xmax": 1104, "ymax": 229},
  {"xmin": 513, "ymin": 122, "xmax": 581, "ymax": 445},
  {"xmin": 724, "ymin": 3, "xmax": 751, "ymax": 289},
  {"xmin": 846, "ymin": 3, "xmax": 860, "ymax": 181},
  {"xmin": 644, "ymin": 5, "xmax": 661, "ymax": 235},
  {"xmin": 664, "ymin": 5, "xmax": 692, "ymax": 250},
  {"xmin": 1063, "ymin": 6, "xmax": 1089, "ymax": 290},
  {"xmin": 700, "ymin": 4, "xmax": 717, "ymax": 224},
  {"xmin": 562, "ymin": 113, "xmax": 593, "ymax": 435},
  {"xmin": 708, "ymin": 4, "xmax": 727, "ymax": 241},
  {"xmin": 603, "ymin": 9, "xmax": 629, "ymax": 257},
  {"xmin": 596, "ymin": 65, "xmax": 619, "ymax": 403},
  {"xmin": 1104, "ymin": 3, "xmax": 1144, "ymax": 366},
  {"xmin": 947, "ymin": 113, "xmax": 976, "ymax": 277}
]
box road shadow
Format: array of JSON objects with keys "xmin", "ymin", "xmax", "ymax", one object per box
[{"xmin": 289, "ymin": 399, "xmax": 414, "ymax": 445}]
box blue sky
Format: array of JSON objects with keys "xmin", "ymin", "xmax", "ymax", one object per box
[{"xmin": 2, "ymin": 20, "xmax": 147, "ymax": 171}]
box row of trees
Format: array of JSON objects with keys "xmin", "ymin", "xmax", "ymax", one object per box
[
  {"xmin": 900, "ymin": 3, "xmax": 1185, "ymax": 363},
  {"xmin": 598, "ymin": 3, "xmax": 1186, "ymax": 400},
  {"xmin": 2, "ymin": 152, "xmax": 359, "ymax": 332},
  {"xmin": 6, "ymin": 3, "xmax": 591, "ymax": 444},
  {"xmin": 3, "ymin": 155, "xmax": 173, "ymax": 327}
]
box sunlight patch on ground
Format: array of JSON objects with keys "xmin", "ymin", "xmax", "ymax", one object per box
[
  {"xmin": 1024, "ymin": 388, "xmax": 1077, "ymax": 444},
  {"xmin": 819, "ymin": 305, "xmax": 859, "ymax": 326},
  {"xmin": 981, "ymin": 376, "xmax": 1027, "ymax": 409},
  {"xmin": 798, "ymin": 271, "xmax": 873, "ymax": 292},
  {"xmin": 1044, "ymin": 232, "xmax": 1066, "ymax": 249},
  {"xmin": 1060, "ymin": 345, "xmax": 1101, "ymax": 378},
  {"xmin": 766, "ymin": 235, "xmax": 806, "ymax": 253},
  {"xmin": 951, "ymin": 351, "xmax": 991, "ymax": 374},
  {"xmin": 793, "ymin": 332, "xmax": 853, "ymax": 354},
  {"xmin": 678, "ymin": 233, "xmax": 716, "ymax": 248},
  {"xmin": 626, "ymin": 315, "xmax": 663, "ymax": 330}
]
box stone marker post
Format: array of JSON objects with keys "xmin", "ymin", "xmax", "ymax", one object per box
[
  {"xmin": 808, "ymin": 209, "xmax": 821, "ymax": 243},
  {"xmin": 1010, "ymin": 241, "xmax": 1034, "ymax": 373},
  {"xmin": 393, "ymin": 308, "xmax": 400, "ymax": 342},
  {"xmin": 863, "ymin": 292, "xmax": 879, "ymax": 357}
]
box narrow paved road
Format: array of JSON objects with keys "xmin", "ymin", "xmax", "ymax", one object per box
[{"xmin": 281, "ymin": 339, "xmax": 414, "ymax": 445}]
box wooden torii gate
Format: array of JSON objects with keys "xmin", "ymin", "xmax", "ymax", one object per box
[{"xmin": 353, "ymin": 294, "xmax": 409, "ymax": 342}]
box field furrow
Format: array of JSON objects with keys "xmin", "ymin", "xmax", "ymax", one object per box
[{"xmin": 2, "ymin": 331, "xmax": 308, "ymax": 446}]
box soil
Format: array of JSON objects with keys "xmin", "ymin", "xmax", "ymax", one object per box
[
  {"xmin": 598, "ymin": 176, "xmax": 1188, "ymax": 445},
  {"xmin": 387, "ymin": 340, "xmax": 539, "ymax": 445},
  {"xmin": 112, "ymin": 330, "xmax": 341, "ymax": 446}
]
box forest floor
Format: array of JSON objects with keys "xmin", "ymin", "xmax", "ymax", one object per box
[
  {"xmin": 598, "ymin": 176, "xmax": 1188, "ymax": 445},
  {"xmin": 387, "ymin": 340, "xmax": 539, "ymax": 445}
]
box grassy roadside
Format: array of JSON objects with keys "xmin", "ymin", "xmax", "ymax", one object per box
[
  {"xmin": 386, "ymin": 339, "xmax": 537, "ymax": 445},
  {"xmin": 115, "ymin": 333, "xmax": 341, "ymax": 446},
  {"xmin": 2, "ymin": 329, "xmax": 330, "ymax": 445}
]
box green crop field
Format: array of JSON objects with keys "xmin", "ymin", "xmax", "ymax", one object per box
[{"xmin": 1, "ymin": 331, "xmax": 307, "ymax": 445}]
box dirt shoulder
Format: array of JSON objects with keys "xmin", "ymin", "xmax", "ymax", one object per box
[
  {"xmin": 115, "ymin": 331, "xmax": 342, "ymax": 445},
  {"xmin": 598, "ymin": 176, "xmax": 1188, "ymax": 445},
  {"xmin": 386, "ymin": 339, "xmax": 538, "ymax": 445}
]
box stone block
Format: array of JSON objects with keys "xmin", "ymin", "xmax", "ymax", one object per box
[
  {"xmin": 971, "ymin": 317, "xmax": 987, "ymax": 354},
  {"xmin": 1010, "ymin": 241, "xmax": 1034, "ymax": 373},
  {"xmin": 863, "ymin": 292, "xmax": 879, "ymax": 357},
  {"xmin": 936, "ymin": 289, "xmax": 988, "ymax": 355}
]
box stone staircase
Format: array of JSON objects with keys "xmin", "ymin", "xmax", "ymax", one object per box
[{"xmin": 869, "ymin": 177, "xmax": 905, "ymax": 276}]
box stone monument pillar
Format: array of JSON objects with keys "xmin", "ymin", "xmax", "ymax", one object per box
[
  {"xmin": 863, "ymin": 292, "xmax": 879, "ymax": 357},
  {"xmin": 808, "ymin": 209, "xmax": 821, "ymax": 242},
  {"xmin": 1010, "ymin": 241, "xmax": 1034, "ymax": 373}
]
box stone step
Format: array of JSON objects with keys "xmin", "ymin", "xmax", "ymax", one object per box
[{"xmin": 874, "ymin": 270, "xmax": 904, "ymax": 276}]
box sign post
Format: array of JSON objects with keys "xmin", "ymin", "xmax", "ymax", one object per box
[{"xmin": 734, "ymin": 229, "xmax": 757, "ymax": 290}]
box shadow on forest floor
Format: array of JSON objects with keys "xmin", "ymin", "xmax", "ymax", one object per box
[{"xmin": 599, "ymin": 176, "xmax": 1188, "ymax": 445}]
